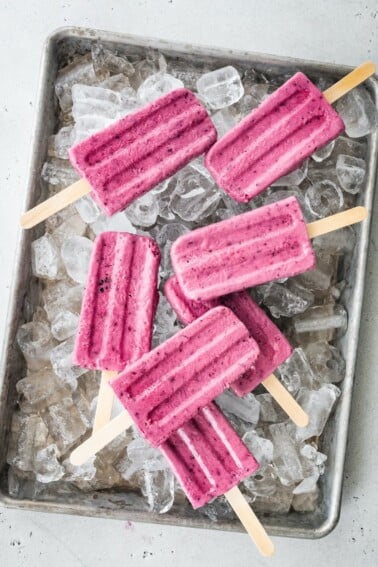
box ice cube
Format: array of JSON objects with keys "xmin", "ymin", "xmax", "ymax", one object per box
[
  {"xmin": 305, "ymin": 180, "xmax": 344, "ymax": 218},
  {"xmin": 170, "ymin": 164, "xmax": 221, "ymax": 222},
  {"xmin": 48, "ymin": 126, "xmax": 74, "ymax": 160},
  {"xmin": 256, "ymin": 393, "xmax": 286, "ymax": 423},
  {"xmin": 295, "ymin": 384, "xmax": 340, "ymax": 442},
  {"xmin": 63, "ymin": 455, "xmax": 96, "ymax": 482},
  {"xmin": 61, "ymin": 236, "xmax": 93, "ymax": 284},
  {"xmin": 215, "ymin": 390, "xmax": 260, "ymax": 425},
  {"xmin": 304, "ymin": 341, "xmax": 345, "ymax": 384},
  {"xmin": 137, "ymin": 73, "xmax": 184, "ymax": 104},
  {"xmin": 293, "ymin": 304, "xmax": 348, "ymax": 336},
  {"xmin": 16, "ymin": 369, "xmax": 71, "ymax": 409},
  {"xmin": 41, "ymin": 158, "xmax": 80, "ymax": 188},
  {"xmin": 50, "ymin": 337, "xmax": 87, "ymax": 388},
  {"xmin": 242, "ymin": 430, "xmax": 274, "ymax": 468},
  {"xmin": 72, "ymin": 84, "xmax": 124, "ymax": 120},
  {"xmin": 278, "ymin": 348, "xmax": 318, "ymax": 395},
  {"xmin": 42, "ymin": 397, "xmax": 87, "ymax": 453},
  {"xmin": 292, "ymin": 475, "xmax": 319, "ymax": 495},
  {"xmin": 55, "ymin": 55, "xmax": 100, "ymax": 114},
  {"xmin": 42, "ymin": 280, "xmax": 83, "ymax": 322},
  {"xmin": 142, "ymin": 468, "xmax": 175, "ymax": 514},
  {"xmin": 16, "ymin": 321, "xmax": 55, "ymax": 371},
  {"xmin": 127, "ymin": 436, "xmax": 167, "ymax": 472},
  {"xmin": 292, "ymin": 486, "xmax": 319, "ymax": 512},
  {"xmin": 31, "ymin": 235, "xmax": 62, "ymax": 281},
  {"xmin": 336, "ymin": 154, "xmax": 367, "ymax": 194},
  {"xmin": 155, "ymin": 222, "xmax": 190, "ymax": 280},
  {"xmin": 51, "ymin": 310, "xmax": 79, "ymax": 341},
  {"xmin": 74, "ymin": 194, "xmax": 101, "ymax": 223},
  {"xmin": 258, "ymin": 280, "xmax": 314, "ymax": 318},
  {"xmin": 152, "ymin": 293, "xmax": 178, "ymax": 347},
  {"xmin": 196, "ymin": 66, "xmax": 244, "ymax": 109},
  {"xmin": 242, "ymin": 465, "xmax": 279, "ymax": 499},
  {"xmin": 336, "ymin": 86, "xmax": 378, "ymax": 138},
  {"xmin": 91, "ymin": 44, "xmax": 135, "ymax": 77},
  {"xmin": 125, "ymin": 193, "xmax": 159, "ymax": 227},
  {"xmin": 90, "ymin": 211, "xmax": 136, "ymax": 235},
  {"xmin": 311, "ymin": 140, "xmax": 335, "ymax": 162},
  {"xmin": 212, "ymin": 108, "xmax": 237, "ymax": 137},
  {"xmin": 295, "ymin": 259, "xmax": 333, "ymax": 293},
  {"xmin": 34, "ymin": 444, "xmax": 64, "ymax": 483},
  {"xmin": 271, "ymin": 160, "xmax": 308, "ymax": 187},
  {"xmin": 269, "ymin": 423, "xmax": 304, "ymax": 485},
  {"xmin": 312, "ymin": 226, "xmax": 356, "ymax": 256},
  {"xmin": 52, "ymin": 213, "xmax": 87, "ymax": 245},
  {"xmin": 7, "ymin": 414, "xmax": 49, "ymax": 472}
]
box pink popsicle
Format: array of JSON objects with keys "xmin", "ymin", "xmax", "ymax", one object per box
[
  {"xmin": 205, "ymin": 72, "xmax": 345, "ymax": 203},
  {"xmin": 161, "ymin": 402, "xmax": 259, "ymax": 508},
  {"xmin": 164, "ymin": 277, "xmax": 292, "ymax": 396},
  {"xmin": 69, "ymin": 88, "xmax": 217, "ymax": 215},
  {"xmin": 73, "ymin": 231, "xmax": 160, "ymax": 371},
  {"xmin": 171, "ymin": 196, "xmax": 315, "ymax": 301},
  {"xmin": 110, "ymin": 306, "xmax": 260, "ymax": 446}
]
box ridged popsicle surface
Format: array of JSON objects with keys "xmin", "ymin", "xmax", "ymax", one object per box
[
  {"xmin": 165, "ymin": 277, "xmax": 292, "ymax": 396},
  {"xmin": 171, "ymin": 196, "xmax": 316, "ymax": 301},
  {"xmin": 73, "ymin": 231, "xmax": 160, "ymax": 371},
  {"xmin": 161, "ymin": 402, "xmax": 259, "ymax": 508},
  {"xmin": 205, "ymin": 72, "xmax": 344, "ymax": 203},
  {"xmin": 110, "ymin": 306, "xmax": 260, "ymax": 446},
  {"xmin": 69, "ymin": 88, "xmax": 217, "ymax": 215}
]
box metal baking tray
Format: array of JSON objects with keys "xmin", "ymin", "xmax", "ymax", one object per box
[{"xmin": 0, "ymin": 26, "xmax": 377, "ymax": 539}]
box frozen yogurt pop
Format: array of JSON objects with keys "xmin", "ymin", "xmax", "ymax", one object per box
[
  {"xmin": 171, "ymin": 196, "xmax": 367, "ymax": 301},
  {"xmin": 161, "ymin": 403, "xmax": 274, "ymax": 556},
  {"xmin": 205, "ymin": 62, "xmax": 376, "ymax": 202},
  {"xmin": 165, "ymin": 276, "xmax": 308, "ymax": 427},
  {"xmin": 20, "ymin": 88, "xmax": 217, "ymax": 228},
  {"xmin": 161, "ymin": 402, "xmax": 259, "ymax": 508},
  {"xmin": 71, "ymin": 401, "xmax": 273, "ymax": 556},
  {"xmin": 110, "ymin": 306, "xmax": 260, "ymax": 446},
  {"xmin": 73, "ymin": 231, "xmax": 160, "ymax": 431}
]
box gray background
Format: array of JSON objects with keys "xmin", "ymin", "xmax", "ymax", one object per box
[{"xmin": 0, "ymin": 1, "xmax": 377, "ymax": 565}]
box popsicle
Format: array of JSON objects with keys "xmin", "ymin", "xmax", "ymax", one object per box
[
  {"xmin": 110, "ymin": 305, "xmax": 260, "ymax": 446},
  {"xmin": 171, "ymin": 196, "xmax": 367, "ymax": 301},
  {"xmin": 164, "ymin": 276, "xmax": 307, "ymax": 426},
  {"xmin": 161, "ymin": 403, "xmax": 274, "ymax": 556},
  {"xmin": 205, "ymin": 62, "xmax": 376, "ymax": 202},
  {"xmin": 71, "ymin": 400, "xmax": 273, "ymax": 555},
  {"xmin": 74, "ymin": 231, "xmax": 160, "ymax": 431},
  {"xmin": 20, "ymin": 88, "xmax": 217, "ymax": 228}
]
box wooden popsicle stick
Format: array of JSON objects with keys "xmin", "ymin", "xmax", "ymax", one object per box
[
  {"xmin": 262, "ymin": 374, "xmax": 308, "ymax": 427},
  {"xmin": 70, "ymin": 411, "xmax": 133, "ymax": 466},
  {"xmin": 92, "ymin": 370, "xmax": 118, "ymax": 433},
  {"xmin": 20, "ymin": 178, "xmax": 91, "ymax": 229},
  {"xmin": 323, "ymin": 61, "xmax": 376, "ymax": 104},
  {"xmin": 306, "ymin": 206, "xmax": 367, "ymax": 239},
  {"xmin": 225, "ymin": 486, "xmax": 275, "ymax": 556}
]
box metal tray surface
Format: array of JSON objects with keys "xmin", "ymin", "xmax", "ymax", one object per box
[{"xmin": 0, "ymin": 26, "xmax": 377, "ymax": 539}]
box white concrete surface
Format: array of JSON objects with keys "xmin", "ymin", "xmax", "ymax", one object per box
[{"xmin": 0, "ymin": 1, "xmax": 377, "ymax": 565}]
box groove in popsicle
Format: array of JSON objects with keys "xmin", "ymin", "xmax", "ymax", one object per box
[
  {"xmin": 82, "ymin": 90, "xmax": 204, "ymax": 166},
  {"xmin": 124, "ymin": 317, "xmax": 252, "ymax": 400},
  {"xmin": 145, "ymin": 338, "xmax": 257, "ymax": 430},
  {"xmin": 213, "ymin": 94, "xmax": 326, "ymax": 184}
]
